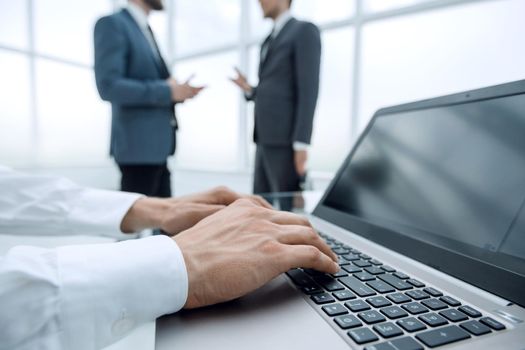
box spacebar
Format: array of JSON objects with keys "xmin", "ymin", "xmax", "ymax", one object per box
[{"xmin": 339, "ymin": 276, "xmax": 376, "ymax": 297}]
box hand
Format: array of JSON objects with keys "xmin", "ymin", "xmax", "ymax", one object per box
[
  {"xmin": 120, "ymin": 187, "xmax": 272, "ymax": 235},
  {"xmin": 174, "ymin": 198, "xmax": 339, "ymax": 309},
  {"xmin": 163, "ymin": 186, "xmax": 273, "ymax": 234},
  {"xmin": 294, "ymin": 150, "xmax": 308, "ymax": 177},
  {"xmin": 230, "ymin": 67, "xmax": 252, "ymax": 94},
  {"xmin": 167, "ymin": 75, "xmax": 205, "ymax": 103}
]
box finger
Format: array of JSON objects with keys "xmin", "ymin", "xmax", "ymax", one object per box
[
  {"xmin": 268, "ymin": 210, "xmax": 312, "ymax": 227},
  {"xmin": 276, "ymin": 225, "xmax": 337, "ymax": 262},
  {"xmin": 234, "ymin": 66, "xmax": 243, "ymax": 76},
  {"xmin": 243, "ymin": 194, "xmax": 273, "ymax": 209},
  {"xmin": 280, "ymin": 244, "xmax": 339, "ymax": 274},
  {"xmin": 184, "ymin": 74, "xmax": 195, "ymax": 84}
]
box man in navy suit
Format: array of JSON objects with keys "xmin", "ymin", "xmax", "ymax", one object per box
[{"xmin": 94, "ymin": 0, "xmax": 203, "ymax": 197}]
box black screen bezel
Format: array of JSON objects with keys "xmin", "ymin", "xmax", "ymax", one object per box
[{"xmin": 313, "ymin": 79, "xmax": 525, "ymax": 307}]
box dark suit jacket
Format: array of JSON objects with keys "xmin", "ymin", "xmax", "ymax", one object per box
[
  {"xmin": 94, "ymin": 9, "xmax": 176, "ymax": 165},
  {"xmin": 248, "ymin": 18, "xmax": 321, "ymax": 146}
]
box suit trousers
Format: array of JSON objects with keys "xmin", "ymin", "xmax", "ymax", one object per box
[
  {"xmin": 118, "ymin": 163, "xmax": 172, "ymax": 198},
  {"xmin": 254, "ymin": 145, "xmax": 300, "ymax": 210}
]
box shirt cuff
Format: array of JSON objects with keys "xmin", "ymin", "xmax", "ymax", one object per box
[
  {"xmin": 57, "ymin": 235, "xmax": 188, "ymax": 349},
  {"xmin": 67, "ymin": 188, "xmax": 143, "ymax": 238},
  {"xmin": 293, "ymin": 142, "xmax": 310, "ymax": 151}
]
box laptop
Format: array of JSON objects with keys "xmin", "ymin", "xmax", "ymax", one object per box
[{"xmin": 156, "ymin": 80, "xmax": 525, "ymax": 349}]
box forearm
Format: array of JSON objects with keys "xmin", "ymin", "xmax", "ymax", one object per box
[
  {"xmin": 0, "ymin": 236, "xmax": 188, "ymax": 350},
  {"xmin": 96, "ymin": 77, "xmax": 173, "ymax": 107},
  {"xmin": 0, "ymin": 167, "xmax": 142, "ymax": 238},
  {"xmin": 120, "ymin": 197, "xmax": 171, "ymax": 233}
]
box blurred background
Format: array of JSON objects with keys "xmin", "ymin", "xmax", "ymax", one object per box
[{"xmin": 1, "ymin": 0, "xmax": 524, "ymax": 195}]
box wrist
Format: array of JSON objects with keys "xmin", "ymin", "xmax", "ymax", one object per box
[{"xmin": 120, "ymin": 197, "xmax": 171, "ymax": 233}]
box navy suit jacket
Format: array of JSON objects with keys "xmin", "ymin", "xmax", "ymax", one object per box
[{"xmin": 94, "ymin": 9, "xmax": 176, "ymax": 164}]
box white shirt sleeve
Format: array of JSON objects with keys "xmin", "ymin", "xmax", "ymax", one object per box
[
  {"xmin": 0, "ymin": 235, "xmax": 188, "ymax": 350},
  {"xmin": 0, "ymin": 166, "xmax": 142, "ymax": 238}
]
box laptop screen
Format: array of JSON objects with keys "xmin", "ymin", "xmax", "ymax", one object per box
[{"xmin": 316, "ymin": 83, "xmax": 525, "ymax": 305}]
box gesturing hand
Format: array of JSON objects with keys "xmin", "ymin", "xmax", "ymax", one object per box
[
  {"xmin": 173, "ymin": 198, "xmax": 339, "ymax": 309},
  {"xmin": 167, "ymin": 75, "xmax": 205, "ymax": 103},
  {"xmin": 230, "ymin": 67, "xmax": 252, "ymax": 94}
]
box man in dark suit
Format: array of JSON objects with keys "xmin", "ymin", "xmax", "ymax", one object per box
[
  {"xmin": 232, "ymin": 0, "xmax": 321, "ymax": 198},
  {"xmin": 94, "ymin": 0, "xmax": 203, "ymax": 197}
]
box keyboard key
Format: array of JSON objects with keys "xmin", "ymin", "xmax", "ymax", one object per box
[
  {"xmin": 397, "ymin": 317, "xmax": 427, "ymax": 332},
  {"xmin": 345, "ymin": 299, "xmax": 371, "ymax": 312},
  {"xmin": 439, "ymin": 309, "xmax": 468, "ymax": 322},
  {"xmin": 359, "ymin": 310, "xmax": 386, "ymax": 324},
  {"xmin": 460, "ymin": 320, "xmax": 491, "ymax": 336},
  {"xmin": 458, "ymin": 305, "xmax": 482, "ymax": 318},
  {"xmin": 416, "ymin": 325, "xmax": 470, "ymax": 348},
  {"xmin": 311, "ymin": 293, "xmax": 335, "ymax": 304},
  {"xmin": 365, "ymin": 337, "xmax": 424, "ymax": 350},
  {"xmin": 342, "ymin": 253, "xmax": 360, "ymax": 261},
  {"xmin": 394, "ymin": 271, "xmax": 410, "ymax": 279},
  {"xmin": 331, "ymin": 270, "xmax": 348, "ymax": 278},
  {"xmin": 381, "ymin": 305, "xmax": 408, "ymax": 319},
  {"xmin": 354, "ymin": 272, "xmax": 376, "ymax": 281},
  {"xmin": 405, "ymin": 290, "xmax": 430, "ymax": 300},
  {"xmin": 365, "ymin": 266, "xmax": 386, "ymax": 275},
  {"xmin": 480, "ymin": 317, "xmax": 506, "ymax": 331},
  {"xmin": 369, "ymin": 259, "xmax": 383, "ymax": 266},
  {"xmin": 421, "ymin": 298, "xmax": 448, "ymax": 310},
  {"xmin": 348, "ymin": 327, "xmax": 379, "ymax": 344},
  {"xmin": 419, "ymin": 313, "xmax": 448, "ymax": 327},
  {"xmin": 286, "ymin": 269, "xmax": 315, "ymax": 287},
  {"xmin": 338, "ymin": 257, "xmax": 350, "ymax": 266},
  {"xmin": 339, "ymin": 276, "xmax": 377, "ymax": 297},
  {"xmin": 333, "ymin": 290, "xmax": 356, "ymax": 301},
  {"xmin": 407, "ymin": 279, "xmax": 425, "ymax": 288},
  {"xmin": 387, "ymin": 293, "xmax": 411, "ymax": 304},
  {"xmin": 402, "ymin": 302, "xmax": 429, "ymax": 315},
  {"xmin": 322, "ymin": 303, "xmax": 348, "ymax": 316},
  {"xmin": 374, "ymin": 322, "xmax": 404, "ymax": 338},
  {"xmin": 366, "ymin": 296, "xmax": 392, "ymax": 308},
  {"xmin": 333, "ymin": 247, "xmax": 350, "ymax": 255},
  {"xmin": 334, "ymin": 314, "xmax": 362, "ymax": 329},
  {"xmin": 342, "ymin": 264, "xmax": 362, "ymax": 273},
  {"xmin": 379, "ymin": 274, "xmax": 413, "ymax": 290},
  {"xmin": 301, "ymin": 285, "xmax": 324, "ymax": 295},
  {"xmin": 313, "ymin": 275, "xmax": 345, "ymax": 291},
  {"xmin": 360, "ymin": 254, "xmax": 372, "ymax": 260},
  {"xmin": 367, "ymin": 280, "xmax": 396, "ymax": 294},
  {"xmin": 423, "ymin": 287, "xmax": 443, "ymax": 297},
  {"xmin": 354, "ymin": 260, "xmax": 372, "ymax": 268},
  {"xmin": 440, "ymin": 295, "xmax": 461, "ymax": 307},
  {"xmin": 381, "ymin": 265, "xmax": 396, "ymax": 273}
]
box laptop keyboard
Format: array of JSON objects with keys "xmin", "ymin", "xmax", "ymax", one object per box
[{"xmin": 285, "ymin": 233, "xmax": 506, "ymax": 349}]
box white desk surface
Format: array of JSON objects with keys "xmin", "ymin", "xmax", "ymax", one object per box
[{"xmin": 0, "ymin": 234, "xmax": 156, "ymax": 350}]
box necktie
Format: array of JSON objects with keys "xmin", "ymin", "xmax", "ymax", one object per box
[{"xmin": 260, "ymin": 29, "xmax": 275, "ymax": 64}]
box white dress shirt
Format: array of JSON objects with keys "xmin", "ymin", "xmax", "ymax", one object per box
[
  {"xmin": 126, "ymin": 2, "xmax": 163, "ymax": 63},
  {"xmin": 0, "ymin": 166, "xmax": 188, "ymax": 350}
]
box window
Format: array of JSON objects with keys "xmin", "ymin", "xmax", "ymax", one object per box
[
  {"xmin": 364, "ymin": 0, "xmax": 431, "ymax": 13},
  {"xmin": 359, "ymin": 0, "xmax": 525, "ymax": 131},
  {"xmin": 0, "ymin": 0, "xmax": 29, "ymax": 50},
  {"xmin": 0, "ymin": 52, "xmax": 32, "ymax": 165},
  {"xmin": 35, "ymin": 59, "xmax": 110, "ymax": 165},
  {"xmin": 173, "ymin": 0, "xmax": 240, "ymax": 57},
  {"xmin": 310, "ymin": 28, "xmax": 354, "ymax": 172},
  {"xmin": 173, "ymin": 52, "xmax": 240, "ymax": 170},
  {"xmin": 33, "ymin": 0, "xmax": 112, "ymax": 65}
]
